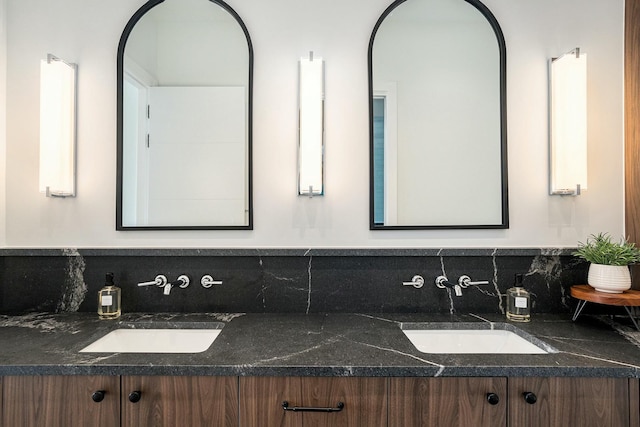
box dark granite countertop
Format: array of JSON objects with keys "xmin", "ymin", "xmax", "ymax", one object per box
[{"xmin": 1, "ymin": 312, "xmax": 639, "ymax": 378}]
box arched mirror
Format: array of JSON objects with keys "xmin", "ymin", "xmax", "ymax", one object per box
[
  {"xmin": 116, "ymin": 0, "xmax": 252, "ymax": 230},
  {"xmin": 369, "ymin": 0, "xmax": 508, "ymax": 229}
]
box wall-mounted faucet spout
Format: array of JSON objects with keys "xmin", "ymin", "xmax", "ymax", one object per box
[
  {"xmin": 164, "ymin": 275, "xmax": 190, "ymax": 295},
  {"xmin": 435, "ymin": 275, "xmax": 463, "ymax": 297}
]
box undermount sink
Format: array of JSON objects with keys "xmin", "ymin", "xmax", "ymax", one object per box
[
  {"xmin": 400, "ymin": 323, "xmax": 555, "ymax": 354},
  {"xmin": 79, "ymin": 322, "xmax": 223, "ymax": 354}
]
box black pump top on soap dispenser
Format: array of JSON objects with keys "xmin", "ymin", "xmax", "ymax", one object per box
[
  {"xmin": 105, "ymin": 272, "xmax": 115, "ymax": 287},
  {"xmin": 514, "ymin": 273, "xmax": 524, "ymax": 288}
]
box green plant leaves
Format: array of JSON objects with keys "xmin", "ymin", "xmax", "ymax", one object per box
[{"xmin": 573, "ymin": 233, "xmax": 640, "ymax": 266}]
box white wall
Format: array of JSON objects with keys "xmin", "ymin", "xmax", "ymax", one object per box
[
  {"xmin": 0, "ymin": 0, "xmax": 6, "ymax": 246},
  {"xmin": 3, "ymin": 0, "xmax": 624, "ymax": 248}
]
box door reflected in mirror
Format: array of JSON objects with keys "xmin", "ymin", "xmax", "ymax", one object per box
[
  {"xmin": 369, "ymin": 0, "xmax": 508, "ymax": 229},
  {"xmin": 117, "ymin": 0, "xmax": 253, "ymax": 230}
]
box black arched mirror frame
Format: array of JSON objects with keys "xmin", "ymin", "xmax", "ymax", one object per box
[
  {"xmin": 368, "ymin": 0, "xmax": 508, "ymax": 230},
  {"xmin": 116, "ymin": 0, "xmax": 253, "ymax": 230}
]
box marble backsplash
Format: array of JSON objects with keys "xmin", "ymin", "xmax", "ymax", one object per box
[{"xmin": 0, "ymin": 248, "xmax": 593, "ymax": 316}]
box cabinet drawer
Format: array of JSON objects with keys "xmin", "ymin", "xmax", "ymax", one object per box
[{"xmin": 239, "ymin": 377, "xmax": 387, "ymax": 427}]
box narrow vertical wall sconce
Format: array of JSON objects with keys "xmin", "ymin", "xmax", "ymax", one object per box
[
  {"xmin": 549, "ymin": 47, "xmax": 587, "ymax": 196},
  {"xmin": 40, "ymin": 54, "xmax": 77, "ymax": 197},
  {"xmin": 298, "ymin": 51, "xmax": 324, "ymax": 196}
]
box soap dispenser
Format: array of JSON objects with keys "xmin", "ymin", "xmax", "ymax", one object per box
[
  {"xmin": 98, "ymin": 272, "xmax": 121, "ymax": 319},
  {"xmin": 506, "ymin": 274, "xmax": 530, "ymax": 322}
]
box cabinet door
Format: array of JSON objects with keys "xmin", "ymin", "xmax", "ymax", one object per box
[
  {"xmin": 3, "ymin": 375, "xmax": 119, "ymax": 427},
  {"xmin": 388, "ymin": 377, "xmax": 507, "ymax": 427},
  {"xmin": 508, "ymin": 377, "xmax": 630, "ymax": 427},
  {"xmin": 239, "ymin": 377, "xmax": 387, "ymax": 427},
  {"xmin": 121, "ymin": 376, "xmax": 238, "ymax": 427},
  {"xmin": 631, "ymin": 378, "xmax": 639, "ymax": 427}
]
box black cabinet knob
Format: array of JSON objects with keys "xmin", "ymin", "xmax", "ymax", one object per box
[
  {"xmin": 91, "ymin": 390, "xmax": 106, "ymax": 403},
  {"xmin": 128, "ymin": 391, "xmax": 142, "ymax": 403},
  {"xmin": 523, "ymin": 391, "xmax": 537, "ymax": 404},
  {"xmin": 486, "ymin": 392, "xmax": 500, "ymax": 405}
]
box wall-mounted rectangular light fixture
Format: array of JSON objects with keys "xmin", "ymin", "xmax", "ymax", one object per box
[
  {"xmin": 298, "ymin": 52, "xmax": 324, "ymax": 196},
  {"xmin": 40, "ymin": 54, "xmax": 77, "ymax": 197},
  {"xmin": 549, "ymin": 47, "xmax": 587, "ymax": 196}
]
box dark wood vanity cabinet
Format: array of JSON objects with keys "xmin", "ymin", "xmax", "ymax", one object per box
[
  {"xmin": 121, "ymin": 376, "xmax": 238, "ymax": 427},
  {"xmin": 632, "ymin": 378, "xmax": 640, "ymax": 426},
  {"xmin": 2, "ymin": 375, "xmax": 637, "ymax": 426},
  {"xmin": 2, "ymin": 375, "xmax": 120, "ymax": 427},
  {"xmin": 1, "ymin": 375, "xmax": 237, "ymax": 427},
  {"xmin": 239, "ymin": 377, "xmax": 388, "ymax": 427},
  {"xmin": 508, "ymin": 377, "xmax": 631, "ymax": 427},
  {"xmin": 388, "ymin": 377, "xmax": 507, "ymax": 427},
  {"xmin": 388, "ymin": 377, "xmax": 636, "ymax": 427}
]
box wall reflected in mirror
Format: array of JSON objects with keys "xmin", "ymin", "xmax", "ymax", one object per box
[
  {"xmin": 369, "ymin": 0, "xmax": 508, "ymax": 229},
  {"xmin": 117, "ymin": 0, "xmax": 252, "ymax": 230}
]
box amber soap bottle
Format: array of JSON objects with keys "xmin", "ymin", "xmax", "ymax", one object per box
[
  {"xmin": 98, "ymin": 272, "xmax": 121, "ymax": 319},
  {"xmin": 506, "ymin": 274, "xmax": 530, "ymax": 322}
]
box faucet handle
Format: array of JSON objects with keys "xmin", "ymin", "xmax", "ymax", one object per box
[
  {"xmin": 201, "ymin": 275, "xmax": 223, "ymax": 288},
  {"xmin": 458, "ymin": 275, "xmax": 489, "ymax": 288},
  {"xmin": 138, "ymin": 274, "xmax": 167, "ymax": 287},
  {"xmin": 403, "ymin": 275, "xmax": 425, "ymax": 289}
]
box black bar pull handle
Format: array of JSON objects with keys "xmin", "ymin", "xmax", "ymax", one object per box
[{"xmin": 282, "ymin": 401, "xmax": 344, "ymax": 412}]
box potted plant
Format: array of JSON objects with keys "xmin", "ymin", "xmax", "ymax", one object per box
[{"xmin": 573, "ymin": 233, "xmax": 640, "ymax": 293}]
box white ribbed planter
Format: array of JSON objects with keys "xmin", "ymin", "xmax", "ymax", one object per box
[{"xmin": 587, "ymin": 263, "xmax": 632, "ymax": 293}]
